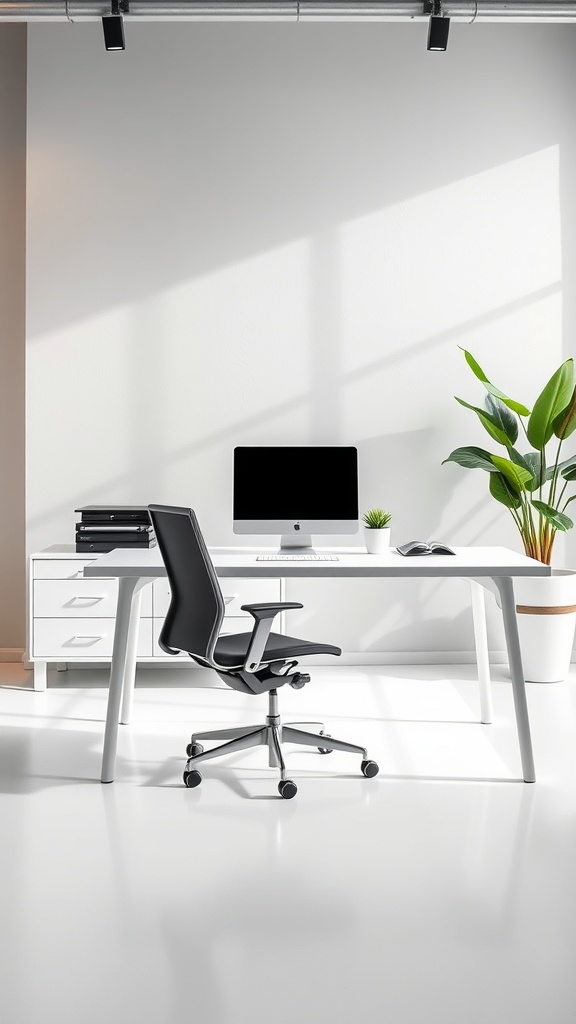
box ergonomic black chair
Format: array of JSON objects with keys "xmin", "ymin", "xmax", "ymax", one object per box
[{"xmin": 148, "ymin": 504, "xmax": 379, "ymax": 799}]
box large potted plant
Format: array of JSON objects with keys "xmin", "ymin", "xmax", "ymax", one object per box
[{"xmin": 444, "ymin": 348, "xmax": 576, "ymax": 682}]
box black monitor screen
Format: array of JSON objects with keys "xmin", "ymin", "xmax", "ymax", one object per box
[{"xmin": 233, "ymin": 446, "xmax": 358, "ymax": 521}]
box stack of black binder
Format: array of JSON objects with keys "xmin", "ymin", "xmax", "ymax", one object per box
[{"xmin": 75, "ymin": 506, "xmax": 155, "ymax": 553}]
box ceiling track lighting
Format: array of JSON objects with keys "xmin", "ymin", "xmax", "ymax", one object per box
[
  {"xmin": 427, "ymin": 0, "xmax": 450, "ymax": 50},
  {"xmin": 102, "ymin": 0, "xmax": 128, "ymax": 51},
  {"xmin": 2, "ymin": 4, "xmax": 576, "ymax": 23}
]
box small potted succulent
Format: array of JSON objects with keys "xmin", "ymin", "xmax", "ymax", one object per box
[
  {"xmin": 362, "ymin": 508, "xmax": 392, "ymax": 554},
  {"xmin": 444, "ymin": 348, "xmax": 576, "ymax": 682}
]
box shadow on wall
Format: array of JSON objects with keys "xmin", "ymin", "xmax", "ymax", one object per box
[
  {"xmin": 285, "ymin": 574, "xmax": 487, "ymax": 655},
  {"xmin": 27, "ymin": 257, "xmax": 561, "ymax": 544},
  {"xmin": 359, "ymin": 426, "xmax": 450, "ymax": 540},
  {"xmin": 26, "ymin": 22, "xmax": 575, "ymax": 338},
  {"xmin": 362, "ymin": 606, "xmax": 474, "ymax": 656}
]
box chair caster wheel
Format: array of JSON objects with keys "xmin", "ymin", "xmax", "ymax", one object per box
[
  {"xmin": 183, "ymin": 769, "xmax": 202, "ymax": 788},
  {"xmin": 186, "ymin": 742, "xmax": 204, "ymax": 757},
  {"xmin": 361, "ymin": 759, "xmax": 379, "ymax": 779},
  {"xmin": 289, "ymin": 672, "xmax": 309, "ymax": 690},
  {"xmin": 278, "ymin": 779, "xmax": 297, "ymax": 799},
  {"xmin": 318, "ymin": 731, "xmax": 333, "ymax": 754}
]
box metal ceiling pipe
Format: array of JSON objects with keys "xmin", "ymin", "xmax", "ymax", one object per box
[{"xmin": 0, "ymin": 1, "xmax": 575, "ymax": 22}]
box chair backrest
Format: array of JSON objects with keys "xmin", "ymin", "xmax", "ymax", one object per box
[{"xmin": 148, "ymin": 505, "xmax": 225, "ymax": 662}]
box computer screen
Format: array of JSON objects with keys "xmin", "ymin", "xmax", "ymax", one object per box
[{"xmin": 233, "ymin": 445, "xmax": 358, "ymax": 552}]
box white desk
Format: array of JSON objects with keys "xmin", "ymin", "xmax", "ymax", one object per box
[{"xmin": 84, "ymin": 545, "xmax": 550, "ymax": 784}]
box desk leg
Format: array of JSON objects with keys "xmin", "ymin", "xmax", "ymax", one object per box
[
  {"xmin": 469, "ymin": 580, "xmax": 493, "ymax": 725},
  {"xmin": 33, "ymin": 660, "xmax": 47, "ymax": 691},
  {"xmin": 493, "ymin": 575, "xmax": 535, "ymax": 783},
  {"xmin": 120, "ymin": 587, "xmax": 144, "ymax": 726},
  {"xmin": 101, "ymin": 577, "xmax": 146, "ymax": 784}
]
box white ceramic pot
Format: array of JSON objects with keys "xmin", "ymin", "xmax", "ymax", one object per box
[
  {"xmin": 364, "ymin": 527, "xmax": 391, "ymax": 555},
  {"xmin": 513, "ymin": 569, "xmax": 576, "ymax": 683}
]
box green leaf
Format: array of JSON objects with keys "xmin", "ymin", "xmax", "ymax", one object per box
[
  {"xmin": 531, "ymin": 500, "xmax": 573, "ymax": 532},
  {"xmin": 527, "ymin": 359, "xmax": 575, "ymax": 449},
  {"xmin": 490, "ymin": 454, "xmax": 533, "ymax": 491},
  {"xmin": 525, "ymin": 451, "xmax": 556, "ymax": 488},
  {"xmin": 521, "ymin": 451, "xmax": 552, "ymax": 489},
  {"xmin": 489, "ymin": 472, "xmax": 521, "ymax": 509},
  {"xmin": 442, "ymin": 446, "xmax": 499, "ymax": 472},
  {"xmin": 561, "ymin": 465, "xmax": 576, "ymax": 483},
  {"xmin": 558, "ymin": 454, "xmax": 576, "ymax": 475},
  {"xmin": 484, "ymin": 394, "xmax": 518, "ymax": 445},
  {"xmin": 460, "ymin": 348, "xmax": 531, "ymax": 416},
  {"xmin": 553, "ymin": 384, "xmax": 576, "ymax": 440},
  {"xmin": 455, "ymin": 397, "xmax": 511, "ymax": 447},
  {"xmin": 509, "ymin": 449, "xmax": 538, "ymax": 491},
  {"xmin": 362, "ymin": 508, "xmax": 392, "ymax": 529}
]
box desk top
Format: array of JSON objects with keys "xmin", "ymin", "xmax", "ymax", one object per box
[{"xmin": 83, "ymin": 545, "xmax": 550, "ymax": 579}]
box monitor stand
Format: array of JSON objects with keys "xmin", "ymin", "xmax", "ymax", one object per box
[{"xmin": 277, "ymin": 533, "xmax": 317, "ymax": 556}]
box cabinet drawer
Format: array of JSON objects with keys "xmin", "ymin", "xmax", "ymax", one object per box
[
  {"xmin": 152, "ymin": 577, "xmax": 281, "ymax": 618},
  {"xmin": 33, "ymin": 559, "xmax": 97, "ymax": 581},
  {"xmin": 152, "ymin": 616, "xmax": 251, "ymax": 658},
  {"xmin": 34, "ymin": 579, "xmax": 152, "ymax": 618},
  {"xmin": 33, "ymin": 618, "xmax": 153, "ymax": 659}
]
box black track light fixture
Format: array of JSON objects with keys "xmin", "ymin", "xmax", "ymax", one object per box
[
  {"xmin": 102, "ymin": 0, "xmax": 127, "ymax": 52},
  {"xmin": 427, "ymin": 0, "xmax": 450, "ymax": 52}
]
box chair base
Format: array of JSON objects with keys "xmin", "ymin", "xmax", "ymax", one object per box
[{"xmin": 184, "ymin": 689, "xmax": 369, "ymax": 785}]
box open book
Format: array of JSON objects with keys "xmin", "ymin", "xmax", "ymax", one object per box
[{"xmin": 396, "ymin": 540, "xmax": 455, "ymax": 557}]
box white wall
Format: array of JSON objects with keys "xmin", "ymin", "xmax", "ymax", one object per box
[
  {"xmin": 26, "ymin": 21, "xmax": 576, "ymax": 657},
  {"xmin": 0, "ymin": 26, "xmax": 26, "ymax": 652}
]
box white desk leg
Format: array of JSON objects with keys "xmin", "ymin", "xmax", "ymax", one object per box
[
  {"xmin": 493, "ymin": 575, "xmax": 536, "ymax": 783},
  {"xmin": 33, "ymin": 660, "xmax": 47, "ymax": 691},
  {"xmin": 120, "ymin": 587, "xmax": 144, "ymax": 726},
  {"xmin": 101, "ymin": 576, "xmax": 145, "ymax": 784},
  {"xmin": 469, "ymin": 580, "xmax": 493, "ymax": 725}
]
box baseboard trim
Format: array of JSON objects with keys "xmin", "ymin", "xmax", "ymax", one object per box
[{"xmin": 0, "ymin": 648, "xmax": 25, "ymax": 663}]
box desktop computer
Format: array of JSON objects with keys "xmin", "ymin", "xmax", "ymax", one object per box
[{"xmin": 233, "ymin": 445, "xmax": 359, "ymax": 560}]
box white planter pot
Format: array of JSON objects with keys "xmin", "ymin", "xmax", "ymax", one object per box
[
  {"xmin": 513, "ymin": 569, "xmax": 576, "ymax": 683},
  {"xmin": 364, "ymin": 527, "xmax": 391, "ymax": 555}
]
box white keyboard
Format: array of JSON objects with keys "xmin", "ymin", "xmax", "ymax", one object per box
[{"xmin": 256, "ymin": 553, "xmax": 339, "ymax": 562}]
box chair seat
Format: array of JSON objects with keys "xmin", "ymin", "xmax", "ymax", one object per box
[{"xmin": 214, "ymin": 630, "xmax": 341, "ymax": 668}]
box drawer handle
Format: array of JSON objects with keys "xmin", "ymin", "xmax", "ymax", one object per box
[
  {"xmin": 65, "ymin": 596, "xmax": 106, "ymax": 607},
  {"xmin": 224, "ymin": 594, "xmax": 239, "ymax": 605},
  {"xmin": 65, "ymin": 635, "xmax": 105, "ymax": 647}
]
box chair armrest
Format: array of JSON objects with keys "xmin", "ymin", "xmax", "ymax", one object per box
[
  {"xmin": 241, "ymin": 601, "xmax": 303, "ymax": 621},
  {"xmin": 241, "ymin": 602, "xmax": 303, "ymax": 672}
]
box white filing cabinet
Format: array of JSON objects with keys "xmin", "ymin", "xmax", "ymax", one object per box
[{"xmin": 28, "ymin": 546, "xmax": 282, "ymax": 690}]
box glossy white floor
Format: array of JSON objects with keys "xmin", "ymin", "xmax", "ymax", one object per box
[{"xmin": 1, "ymin": 661, "xmax": 576, "ymax": 1024}]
